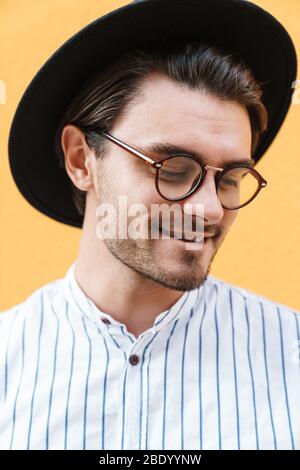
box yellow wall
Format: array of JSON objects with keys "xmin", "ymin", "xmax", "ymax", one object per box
[{"xmin": 0, "ymin": 0, "xmax": 299, "ymax": 311}]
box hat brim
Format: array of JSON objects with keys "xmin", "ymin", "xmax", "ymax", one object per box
[{"xmin": 8, "ymin": 0, "xmax": 298, "ymax": 228}]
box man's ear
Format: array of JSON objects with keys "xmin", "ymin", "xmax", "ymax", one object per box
[{"xmin": 60, "ymin": 124, "xmax": 95, "ymax": 191}]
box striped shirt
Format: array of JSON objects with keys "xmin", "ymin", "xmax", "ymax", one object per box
[{"xmin": 0, "ymin": 260, "xmax": 300, "ymax": 450}]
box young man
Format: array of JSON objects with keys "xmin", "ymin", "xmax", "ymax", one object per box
[{"xmin": 2, "ymin": 0, "xmax": 299, "ymax": 450}]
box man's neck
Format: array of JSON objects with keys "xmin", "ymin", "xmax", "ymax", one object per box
[{"xmin": 75, "ymin": 242, "xmax": 184, "ymax": 338}]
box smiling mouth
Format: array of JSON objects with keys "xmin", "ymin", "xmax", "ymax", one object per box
[{"xmin": 159, "ymin": 226, "xmax": 208, "ymax": 243}]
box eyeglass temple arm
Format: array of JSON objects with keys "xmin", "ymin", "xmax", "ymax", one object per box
[{"xmin": 100, "ymin": 132, "xmax": 162, "ymax": 168}]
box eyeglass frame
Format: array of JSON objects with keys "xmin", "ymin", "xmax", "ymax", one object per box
[{"xmin": 98, "ymin": 131, "xmax": 268, "ymax": 210}]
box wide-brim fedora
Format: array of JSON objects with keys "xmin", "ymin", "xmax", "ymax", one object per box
[{"xmin": 8, "ymin": 0, "xmax": 298, "ymax": 228}]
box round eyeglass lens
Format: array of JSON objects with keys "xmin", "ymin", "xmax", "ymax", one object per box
[
  {"xmin": 157, "ymin": 155, "xmax": 202, "ymax": 199},
  {"xmin": 217, "ymin": 166, "xmax": 260, "ymax": 209}
]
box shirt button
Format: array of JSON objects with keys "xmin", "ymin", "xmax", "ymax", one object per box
[
  {"xmin": 129, "ymin": 354, "xmax": 139, "ymax": 366},
  {"xmin": 101, "ymin": 318, "xmax": 111, "ymax": 325}
]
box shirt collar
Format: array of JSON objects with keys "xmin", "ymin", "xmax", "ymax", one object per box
[{"xmin": 63, "ymin": 260, "xmax": 205, "ymax": 336}]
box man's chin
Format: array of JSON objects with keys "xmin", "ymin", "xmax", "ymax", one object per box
[
  {"xmin": 102, "ymin": 236, "xmax": 213, "ymax": 291},
  {"xmin": 136, "ymin": 260, "xmax": 212, "ymax": 292},
  {"xmin": 153, "ymin": 269, "xmax": 211, "ymax": 292}
]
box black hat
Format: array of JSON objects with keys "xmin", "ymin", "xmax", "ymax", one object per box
[{"xmin": 8, "ymin": 0, "xmax": 297, "ymax": 228}]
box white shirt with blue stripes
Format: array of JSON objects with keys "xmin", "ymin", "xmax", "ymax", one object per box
[{"xmin": 0, "ymin": 261, "xmax": 299, "ymax": 450}]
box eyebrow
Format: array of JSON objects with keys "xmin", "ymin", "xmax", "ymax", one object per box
[{"xmin": 138, "ymin": 142, "xmax": 255, "ymax": 167}]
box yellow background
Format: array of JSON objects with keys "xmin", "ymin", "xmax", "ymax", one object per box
[{"xmin": 0, "ymin": 0, "xmax": 299, "ymax": 312}]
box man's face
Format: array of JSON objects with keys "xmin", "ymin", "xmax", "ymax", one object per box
[{"xmin": 93, "ymin": 73, "xmax": 252, "ymax": 291}]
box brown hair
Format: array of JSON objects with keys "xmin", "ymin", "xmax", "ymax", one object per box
[{"xmin": 54, "ymin": 42, "xmax": 268, "ymax": 216}]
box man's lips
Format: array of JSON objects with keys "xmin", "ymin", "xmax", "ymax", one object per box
[{"xmin": 159, "ymin": 226, "xmax": 215, "ymax": 242}]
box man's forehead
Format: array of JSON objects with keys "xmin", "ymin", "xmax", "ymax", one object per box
[
  {"xmin": 124, "ymin": 74, "xmax": 252, "ymax": 165},
  {"xmin": 132, "ymin": 75, "xmax": 251, "ymax": 133},
  {"xmin": 137, "ymin": 73, "xmax": 247, "ymax": 112}
]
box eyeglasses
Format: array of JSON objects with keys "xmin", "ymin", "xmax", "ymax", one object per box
[{"xmin": 99, "ymin": 131, "xmax": 268, "ymax": 210}]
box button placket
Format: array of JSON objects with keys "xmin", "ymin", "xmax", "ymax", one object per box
[{"xmin": 120, "ymin": 330, "xmax": 159, "ymax": 449}]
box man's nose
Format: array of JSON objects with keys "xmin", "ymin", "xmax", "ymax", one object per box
[{"xmin": 182, "ymin": 171, "xmax": 224, "ymax": 224}]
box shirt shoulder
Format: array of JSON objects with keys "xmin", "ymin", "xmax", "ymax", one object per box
[
  {"xmin": 206, "ymin": 273, "xmax": 300, "ymax": 318},
  {"xmin": 0, "ymin": 276, "xmax": 65, "ymax": 327}
]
